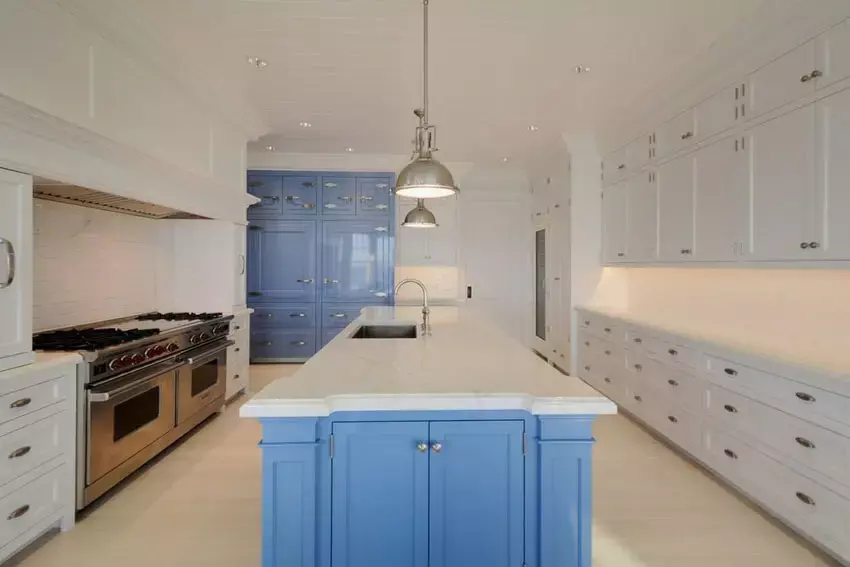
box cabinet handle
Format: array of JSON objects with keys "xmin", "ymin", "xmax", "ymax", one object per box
[
  {"xmin": 374, "ymin": 292, "xmax": 388, "ymax": 298},
  {"xmin": 375, "ymin": 204, "xmax": 389, "ymax": 211},
  {"xmin": 634, "ymin": 364, "xmax": 643, "ymax": 372},
  {"xmin": 795, "ymin": 437, "xmax": 816, "ymax": 449},
  {"xmin": 235, "ymin": 325, "xmax": 241, "ymax": 331},
  {"xmin": 259, "ymin": 341, "xmax": 273, "ymax": 347},
  {"xmin": 800, "ymin": 242, "xmax": 810, "ymax": 249},
  {"xmin": 296, "ymin": 279, "xmax": 314, "ymax": 284},
  {"xmin": 7, "ymin": 505, "xmax": 29, "ymax": 521},
  {"xmin": 261, "ymin": 195, "xmax": 281, "ymax": 202},
  {"xmin": 376, "ymin": 184, "xmax": 389, "ymax": 189},
  {"xmin": 604, "ymin": 350, "xmax": 611, "ymax": 355},
  {"xmin": 259, "ymin": 313, "xmax": 274, "ymax": 318},
  {"xmin": 809, "ymin": 241, "xmax": 820, "ymax": 249},
  {"xmin": 795, "ymin": 392, "xmax": 816, "ymax": 403},
  {"xmin": 289, "ymin": 313, "xmax": 306, "ymax": 318},
  {"xmin": 301, "ymin": 203, "xmax": 316, "ymax": 209},
  {"xmin": 374, "ymin": 226, "xmax": 389, "ymax": 232},
  {"xmin": 248, "ymin": 291, "xmax": 263, "ymax": 297},
  {"xmin": 667, "ymin": 415, "xmax": 679, "ymax": 424},
  {"xmin": 796, "ymin": 492, "xmax": 816, "ymax": 506},
  {"xmin": 604, "ymin": 377, "xmax": 612, "ymax": 383},
  {"xmin": 633, "ymin": 395, "xmax": 642, "ymax": 403},
  {"xmin": 248, "ymin": 225, "xmax": 263, "ymax": 231},
  {"xmin": 584, "ymin": 320, "xmax": 591, "ymax": 326},
  {"xmin": 680, "ymin": 131, "xmax": 693, "ymax": 140},
  {"xmin": 247, "ymin": 180, "xmax": 263, "ymax": 188},
  {"xmin": 235, "ymin": 374, "xmax": 240, "ymax": 380},
  {"xmin": 239, "ymin": 254, "xmax": 246, "ymax": 275},
  {"xmin": 360, "ymin": 196, "xmax": 374, "ymax": 202},
  {"xmin": 724, "ymin": 449, "xmax": 738, "ymax": 460},
  {"xmin": 633, "ymin": 338, "xmax": 642, "ymax": 344},
  {"xmin": 724, "ymin": 368, "xmax": 738, "ymax": 377},
  {"xmin": 617, "ymin": 164, "xmax": 626, "ymax": 170},
  {"xmin": 324, "ymin": 279, "xmax": 339, "ymax": 284},
  {"xmin": 324, "ymin": 182, "xmax": 338, "ymax": 188},
  {"xmin": 9, "ymin": 398, "xmax": 31, "ymax": 409},
  {"xmin": 617, "ymin": 252, "xmax": 625, "ymax": 257},
  {"xmin": 810, "ymin": 69, "xmax": 823, "ymax": 79},
  {"xmin": 331, "ymin": 313, "xmax": 347, "ymax": 319},
  {"xmin": 604, "ymin": 327, "xmax": 612, "ymax": 334},
  {"xmin": 723, "ymin": 404, "xmax": 738, "ymax": 414},
  {"xmin": 0, "ymin": 238, "xmax": 16, "ymax": 289},
  {"xmin": 284, "ymin": 195, "xmax": 301, "ymax": 201},
  {"xmin": 235, "ymin": 348, "xmax": 241, "ymax": 352},
  {"xmin": 417, "ymin": 442, "xmax": 429, "ymax": 453},
  {"xmin": 668, "ymin": 348, "xmax": 678, "ymax": 356},
  {"xmin": 8, "ymin": 446, "xmax": 31, "ymax": 459},
  {"xmin": 584, "ymin": 365, "xmax": 591, "ymax": 372},
  {"xmin": 302, "ymin": 182, "xmax": 315, "ymax": 188},
  {"xmin": 430, "ymin": 442, "xmax": 443, "ymax": 453},
  {"xmin": 800, "ymin": 74, "xmax": 812, "ymax": 83},
  {"xmin": 324, "ymin": 204, "xmax": 339, "ymax": 209},
  {"xmin": 338, "ymin": 196, "xmax": 354, "ymax": 202},
  {"xmin": 667, "ymin": 379, "xmax": 679, "ymax": 387},
  {"xmin": 680, "ymin": 249, "xmax": 692, "ymax": 255},
  {"xmin": 290, "ymin": 341, "xmax": 307, "ymax": 347}
]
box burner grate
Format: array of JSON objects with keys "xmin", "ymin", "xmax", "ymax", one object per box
[
  {"xmin": 136, "ymin": 312, "xmax": 223, "ymax": 322},
  {"xmin": 33, "ymin": 328, "xmax": 161, "ymax": 351}
]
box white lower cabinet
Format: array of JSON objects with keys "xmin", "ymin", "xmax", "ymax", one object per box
[
  {"xmin": 576, "ymin": 308, "xmax": 850, "ymax": 564},
  {"xmin": 225, "ymin": 309, "xmax": 251, "ymax": 402}
]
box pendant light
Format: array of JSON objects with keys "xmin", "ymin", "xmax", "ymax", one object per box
[
  {"xmin": 402, "ymin": 199, "xmax": 439, "ymax": 228},
  {"xmin": 395, "ymin": 0, "xmax": 458, "ymax": 199}
]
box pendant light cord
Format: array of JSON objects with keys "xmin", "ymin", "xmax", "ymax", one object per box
[{"xmin": 422, "ymin": 0, "xmax": 429, "ymax": 126}]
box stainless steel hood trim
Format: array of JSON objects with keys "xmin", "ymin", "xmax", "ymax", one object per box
[{"xmin": 33, "ymin": 183, "xmax": 208, "ymax": 219}]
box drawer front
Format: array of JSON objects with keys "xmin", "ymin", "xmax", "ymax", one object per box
[
  {"xmin": 706, "ymin": 384, "xmax": 752, "ymax": 431},
  {"xmin": 625, "ymin": 327, "xmax": 655, "ymax": 352},
  {"xmin": 707, "ymin": 356, "xmax": 850, "ymax": 427},
  {"xmin": 0, "ymin": 378, "xmax": 69, "ymax": 425},
  {"xmin": 648, "ymin": 338, "xmax": 703, "ymax": 372},
  {"xmin": 251, "ymin": 329, "xmax": 317, "ymax": 361},
  {"xmin": 226, "ymin": 345, "xmax": 247, "ymax": 400},
  {"xmin": 0, "ymin": 465, "xmax": 66, "ymax": 549},
  {"xmin": 656, "ymin": 365, "xmax": 707, "ymax": 413},
  {"xmin": 322, "ymin": 304, "xmax": 368, "ymax": 328},
  {"xmin": 251, "ymin": 304, "xmax": 316, "ymax": 329},
  {"xmin": 578, "ymin": 312, "xmax": 622, "ymax": 341},
  {"xmin": 0, "ymin": 413, "xmax": 68, "ymax": 488},
  {"xmin": 230, "ymin": 311, "xmax": 249, "ymax": 335},
  {"xmin": 624, "ymin": 350, "xmax": 661, "ymax": 384},
  {"xmin": 654, "ymin": 400, "xmax": 703, "ymax": 454}
]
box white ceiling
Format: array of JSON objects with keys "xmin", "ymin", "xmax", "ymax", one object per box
[{"xmin": 62, "ymin": 0, "xmax": 772, "ymax": 163}]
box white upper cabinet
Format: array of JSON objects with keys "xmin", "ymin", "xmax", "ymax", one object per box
[
  {"xmin": 626, "ymin": 133, "xmax": 655, "ymax": 170},
  {"xmin": 695, "ymin": 84, "xmax": 742, "ymax": 141},
  {"xmin": 0, "ymin": 170, "xmax": 33, "ymax": 372},
  {"xmin": 602, "ymin": 179, "xmax": 628, "ymax": 263},
  {"xmin": 657, "ymin": 154, "xmax": 695, "ymax": 261},
  {"xmin": 626, "ymin": 171, "xmax": 659, "ymax": 261},
  {"xmin": 751, "ymin": 104, "xmax": 817, "ymax": 260},
  {"xmin": 816, "ymin": 18, "xmax": 850, "ymax": 90},
  {"xmin": 602, "ymin": 147, "xmax": 628, "ymax": 185},
  {"xmin": 694, "ymin": 136, "xmax": 750, "ymax": 261},
  {"xmin": 656, "ymin": 110, "xmax": 695, "ymax": 158},
  {"xmin": 816, "ymin": 88, "xmax": 850, "ymax": 259},
  {"xmin": 750, "ymin": 40, "xmax": 817, "ymax": 117}
]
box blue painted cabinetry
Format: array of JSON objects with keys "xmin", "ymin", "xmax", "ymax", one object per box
[
  {"xmin": 247, "ymin": 171, "xmax": 394, "ymax": 362},
  {"xmin": 257, "ymin": 411, "xmax": 597, "ymax": 567}
]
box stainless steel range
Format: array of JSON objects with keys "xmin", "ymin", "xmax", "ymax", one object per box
[{"xmin": 33, "ymin": 312, "xmax": 234, "ymax": 509}]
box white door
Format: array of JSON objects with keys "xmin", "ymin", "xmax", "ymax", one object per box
[
  {"xmin": 751, "ymin": 105, "xmax": 817, "ymax": 260},
  {"xmin": 0, "ymin": 169, "xmax": 32, "ymax": 371},
  {"xmin": 816, "ymin": 19, "xmax": 850, "ymax": 90},
  {"xmin": 816, "ymin": 88, "xmax": 850, "ymax": 259},
  {"xmin": 602, "ymin": 179, "xmax": 628, "ymax": 263},
  {"xmin": 657, "ymin": 154, "xmax": 695, "ymax": 261},
  {"xmin": 750, "ymin": 40, "xmax": 816, "ymax": 117},
  {"xmin": 233, "ymin": 224, "xmax": 247, "ymax": 309},
  {"xmin": 626, "ymin": 171, "xmax": 658, "ymax": 261},
  {"xmin": 694, "ymin": 136, "xmax": 751, "ymax": 261},
  {"xmin": 695, "ymin": 84, "xmax": 739, "ymax": 141}
]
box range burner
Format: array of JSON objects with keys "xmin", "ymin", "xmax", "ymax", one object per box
[
  {"xmin": 34, "ymin": 328, "xmax": 161, "ymax": 351},
  {"xmin": 137, "ymin": 312, "xmax": 223, "ymax": 322}
]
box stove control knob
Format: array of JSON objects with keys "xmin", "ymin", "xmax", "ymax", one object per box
[
  {"xmin": 144, "ymin": 347, "xmax": 158, "ymax": 359},
  {"xmin": 166, "ymin": 343, "xmax": 179, "ymax": 353},
  {"xmin": 117, "ymin": 355, "xmax": 132, "ymax": 369},
  {"xmin": 154, "ymin": 345, "xmax": 167, "ymax": 355},
  {"xmin": 199, "ymin": 332, "xmax": 210, "ymax": 341},
  {"xmin": 108, "ymin": 358, "xmax": 122, "ymax": 371},
  {"xmin": 131, "ymin": 353, "xmax": 145, "ymax": 365},
  {"xmin": 190, "ymin": 335, "xmax": 201, "ymax": 345}
]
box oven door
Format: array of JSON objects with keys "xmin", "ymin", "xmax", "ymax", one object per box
[
  {"xmin": 176, "ymin": 340, "xmax": 232, "ymax": 425},
  {"xmin": 87, "ymin": 361, "xmax": 181, "ymax": 485}
]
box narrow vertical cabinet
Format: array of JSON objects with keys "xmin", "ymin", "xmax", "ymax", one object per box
[
  {"xmin": 602, "ymin": 179, "xmax": 628, "ymax": 263},
  {"xmin": 816, "ymin": 88, "xmax": 850, "ymax": 259},
  {"xmin": 0, "ymin": 169, "xmax": 33, "ymax": 373},
  {"xmin": 626, "ymin": 170, "xmax": 658, "ymax": 261},
  {"xmin": 657, "ymin": 154, "xmax": 695, "ymax": 261}
]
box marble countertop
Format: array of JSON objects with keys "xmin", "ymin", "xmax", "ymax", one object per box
[{"xmin": 240, "ymin": 306, "xmax": 617, "ymax": 418}]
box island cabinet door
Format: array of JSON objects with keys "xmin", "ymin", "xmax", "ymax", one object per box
[
  {"xmin": 331, "ymin": 421, "xmax": 430, "ymax": 567},
  {"xmin": 428, "ymin": 421, "xmax": 525, "ymax": 567}
]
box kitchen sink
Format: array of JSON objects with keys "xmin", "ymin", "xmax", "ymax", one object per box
[{"xmin": 350, "ymin": 325, "xmax": 418, "ymax": 339}]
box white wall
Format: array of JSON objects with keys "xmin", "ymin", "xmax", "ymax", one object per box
[{"xmin": 32, "ymin": 200, "xmax": 173, "ymax": 331}]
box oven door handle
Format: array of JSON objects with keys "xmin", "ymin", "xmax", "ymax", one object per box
[
  {"xmin": 183, "ymin": 341, "xmax": 235, "ymax": 366},
  {"xmin": 89, "ymin": 360, "xmax": 185, "ymax": 403}
]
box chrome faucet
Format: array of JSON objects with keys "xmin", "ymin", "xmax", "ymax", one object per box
[{"xmin": 394, "ymin": 278, "xmax": 431, "ymax": 336}]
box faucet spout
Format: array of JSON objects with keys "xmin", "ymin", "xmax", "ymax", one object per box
[{"xmin": 394, "ymin": 278, "xmax": 431, "ymax": 336}]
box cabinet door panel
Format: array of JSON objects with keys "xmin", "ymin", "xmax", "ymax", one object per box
[
  {"xmin": 603, "ymin": 147, "xmax": 628, "ymax": 184},
  {"xmin": 331, "ymin": 422, "xmax": 429, "ymax": 567},
  {"xmin": 0, "ymin": 170, "xmax": 31, "ymax": 365},
  {"xmin": 602, "ymin": 179, "xmax": 628, "ymax": 263},
  {"xmin": 657, "ymin": 110, "xmax": 695, "ymax": 158},
  {"xmin": 428, "ymin": 421, "xmax": 524, "ymax": 567},
  {"xmin": 247, "ymin": 220, "xmax": 316, "ymax": 302},
  {"xmin": 750, "ymin": 40, "xmax": 816, "ymax": 117},
  {"xmin": 695, "ymin": 85, "xmax": 738, "ymax": 141},
  {"xmin": 816, "ymin": 19, "xmax": 850, "ymax": 90},
  {"xmin": 247, "ymin": 174, "xmax": 283, "ymax": 217},
  {"xmin": 234, "ymin": 224, "xmax": 246, "ymax": 308},
  {"xmin": 320, "ymin": 177, "xmax": 356, "ymax": 215},
  {"xmin": 282, "ymin": 175, "xmax": 319, "ymax": 215},
  {"xmin": 694, "ymin": 137, "xmax": 749, "ymax": 261},
  {"xmin": 250, "ymin": 328, "xmax": 316, "ymax": 361},
  {"xmin": 356, "ymin": 177, "xmax": 392, "ymax": 214},
  {"xmin": 657, "ymin": 154, "xmax": 695, "ymax": 261},
  {"xmin": 321, "ymin": 220, "xmax": 390, "ymax": 302},
  {"xmin": 751, "ymin": 105, "xmax": 816, "ymax": 259},
  {"xmin": 626, "ymin": 172, "xmax": 658, "ymax": 261},
  {"xmin": 817, "ymin": 88, "xmax": 850, "ymax": 259},
  {"xmin": 626, "ymin": 134, "xmax": 653, "ymax": 170}
]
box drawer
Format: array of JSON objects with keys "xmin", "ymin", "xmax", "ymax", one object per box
[
  {"xmin": 654, "ymin": 400, "xmax": 703, "ymax": 454},
  {"xmin": 707, "ymin": 356, "xmax": 850, "ymax": 428},
  {"xmin": 648, "ymin": 338, "xmax": 704, "ymax": 372},
  {"xmin": 251, "ymin": 304, "xmax": 316, "ymax": 329},
  {"xmin": 577, "ymin": 312, "xmax": 623, "ymax": 341},
  {"xmin": 0, "ymin": 413, "xmax": 68, "ymax": 488},
  {"xmin": 230, "ymin": 311, "xmax": 249, "ymax": 335},
  {"xmin": 706, "ymin": 384, "xmax": 752, "ymax": 431},
  {"xmin": 251, "ymin": 329, "xmax": 316, "ymax": 361},
  {"xmin": 0, "ymin": 378, "xmax": 70, "ymax": 426},
  {"xmin": 322, "ymin": 304, "xmax": 367, "ymax": 328},
  {"xmin": 625, "ymin": 327, "xmax": 655, "ymax": 352},
  {"xmin": 655, "ymin": 365, "xmax": 707, "ymax": 413},
  {"xmin": 624, "ymin": 350, "xmax": 662, "ymax": 383},
  {"xmin": 0, "ymin": 465, "xmax": 67, "ymax": 549}
]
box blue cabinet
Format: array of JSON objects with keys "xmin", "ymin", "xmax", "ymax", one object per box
[
  {"xmin": 282, "ymin": 176, "xmax": 319, "ymax": 215},
  {"xmin": 251, "ymin": 304, "xmax": 317, "ymax": 330},
  {"xmin": 356, "ymin": 177, "xmax": 392, "ymax": 215},
  {"xmin": 248, "ymin": 174, "xmax": 284, "ymax": 217},
  {"xmin": 247, "ymin": 221, "xmax": 317, "ymax": 303},
  {"xmin": 251, "ymin": 328, "xmax": 317, "ymax": 362},
  {"xmin": 321, "ymin": 220, "xmax": 391, "ymax": 302},
  {"xmin": 321, "ymin": 177, "xmax": 357, "ymax": 215}
]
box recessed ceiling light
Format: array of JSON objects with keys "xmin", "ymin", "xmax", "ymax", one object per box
[
  {"xmin": 247, "ymin": 56, "xmax": 268, "ymax": 69},
  {"xmin": 265, "ymin": 145, "xmax": 275, "ymax": 151},
  {"xmin": 345, "ymin": 147, "xmax": 354, "ymax": 153},
  {"xmin": 501, "ymin": 157, "xmax": 510, "ymax": 163},
  {"xmin": 528, "ymin": 125, "xmax": 539, "ymax": 132},
  {"xmin": 299, "ymin": 121, "xmax": 312, "ymax": 128},
  {"xmin": 574, "ymin": 65, "xmax": 591, "ymax": 74}
]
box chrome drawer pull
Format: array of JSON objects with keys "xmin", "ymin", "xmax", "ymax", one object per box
[
  {"xmin": 795, "ymin": 492, "xmax": 816, "ymax": 507},
  {"xmin": 724, "ymin": 449, "xmax": 738, "ymax": 460},
  {"xmin": 360, "ymin": 196, "xmax": 374, "ymax": 201},
  {"xmin": 634, "ymin": 364, "xmax": 643, "ymax": 372},
  {"xmin": 324, "ymin": 182, "xmax": 338, "ymax": 188},
  {"xmin": 331, "ymin": 313, "xmax": 347, "ymax": 319},
  {"xmin": 633, "ymin": 395, "xmax": 642, "ymax": 403},
  {"xmin": 374, "ymin": 226, "xmax": 389, "ymax": 232},
  {"xmin": 289, "ymin": 313, "xmax": 306, "ymax": 318},
  {"xmin": 9, "ymin": 398, "xmax": 31, "ymax": 409},
  {"xmin": 0, "ymin": 238, "xmax": 15, "ymax": 289},
  {"xmin": 324, "ymin": 204, "xmax": 338, "ymax": 209},
  {"xmin": 723, "ymin": 404, "xmax": 738, "ymax": 414},
  {"xmin": 248, "ymin": 291, "xmax": 263, "ymax": 297},
  {"xmin": 668, "ymin": 349, "xmax": 678, "ymax": 356},
  {"xmin": 604, "ymin": 377, "xmax": 612, "ymax": 384},
  {"xmin": 8, "ymin": 446, "xmax": 31, "ymax": 459},
  {"xmin": 376, "ymin": 184, "xmax": 389, "ymax": 189},
  {"xmin": 324, "ymin": 279, "xmax": 340, "ymax": 284},
  {"xmin": 617, "ymin": 164, "xmax": 626, "ymax": 170},
  {"xmin": 795, "ymin": 437, "xmax": 815, "ymax": 449},
  {"xmin": 301, "ymin": 203, "xmax": 316, "ymax": 209},
  {"xmin": 633, "ymin": 338, "xmax": 642, "ymax": 344},
  {"xmin": 374, "ymin": 292, "xmax": 388, "ymax": 298},
  {"xmin": 284, "ymin": 195, "xmax": 300, "ymax": 201},
  {"xmin": 7, "ymin": 505, "xmax": 29, "ymax": 520},
  {"xmin": 301, "ymin": 181, "xmax": 315, "ymax": 188},
  {"xmin": 795, "ymin": 392, "xmax": 816, "ymax": 403},
  {"xmin": 724, "ymin": 368, "xmax": 738, "ymax": 376},
  {"xmin": 375, "ymin": 204, "xmax": 389, "ymax": 210},
  {"xmin": 667, "ymin": 415, "xmax": 679, "ymax": 424},
  {"xmin": 291, "ymin": 341, "xmax": 307, "ymax": 347},
  {"xmin": 667, "ymin": 379, "xmax": 679, "ymax": 387},
  {"xmin": 338, "ymin": 196, "xmax": 354, "ymax": 201},
  {"xmin": 296, "ymin": 278, "xmax": 314, "ymax": 284}
]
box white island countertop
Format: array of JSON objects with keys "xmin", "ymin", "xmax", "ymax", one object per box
[{"xmin": 240, "ymin": 306, "xmax": 617, "ymax": 418}]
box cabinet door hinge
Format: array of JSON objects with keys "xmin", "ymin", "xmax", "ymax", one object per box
[
  {"xmin": 522, "ymin": 432, "xmax": 528, "ymax": 456},
  {"xmin": 329, "ymin": 434, "xmax": 335, "ymax": 458}
]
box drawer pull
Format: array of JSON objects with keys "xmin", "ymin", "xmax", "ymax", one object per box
[
  {"xmin": 9, "ymin": 398, "xmax": 32, "ymax": 409},
  {"xmin": 795, "ymin": 437, "xmax": 815, "ymax": 449},
  {"xmin": 7, "ymin": 505, "xmax": 29, "ymax": 520},
  {"xmin": 324, "ymin": 182, "xmax": 338, "ymax": 188},
  {"xmin": 604, "ymin": 350, "xmax": 611, "ymax": 356},
  {"xmin": 235, "ymin": 374, "xmax": 240, "ymax": 380},
  {"xmin": 617, "ymin": 164, "xmax": 626, "ymax": 170},
  {"xmin": 795, "ymin": 492, "xmax": 816, "ymax": 507},
  {"xmin": 261, "ymin": 313, "xmax": 274, "ymax": 318},
  {"xmin": 668, "ymin": 349, "xmax": 678, "ymax": 356},
  {"xmin": 302, "ymin": 181, "xmax": 315, "ymax": 188},
  {"xmin": 289, "ymin": 313, "xmax": 307, "ymax": 318},
  {"xmin": 723, "ymin": 404, "xmax": 738, "ymax": 414},
  {"xmin": 634, "ymin": 364, "xmax": 643, "ymax": 372},
  {"xmin": 667, "ymin": 415, "xmax": 679, "ymax": 424},
  {"xmin": 235, "ymin": 325, "xmax": 241, "ymax": 331},
  {"xmin": 604, "ymin": 377, "xmax": 612, "ymax": 384},
  {"xmin": 248, "ymin": 291, "xmax": 263, "ymax": 297},
  {"xmin": 8, "ymin": 446, "xmax": 31, "ymax": 459},
  {"xmin": 633, "ymin": 395, "xmax": 642, "ymax": 403},
  {"xmin": 258, "ymin": 341, "xmax": 273, "ymax": 347},
  {"xmin": 584, "ymin": 365, "xmax": 591, "ymax": 372},
  {"xmin": 604, "ymin": 327, "xmax": 612, "ymax": 334},
  {"xmin": 667, "ymin": 379, "xmax": 679, "ymax": 387},
  {"xmin": 633, "ymin": 338, "xmax": 642, "ymax": 344},
  {"xmin": 584, "ymin": 320, "xmax": 590, "ymax": 326},
  {"xmin": 795, "ymin": 392, "xmax": 816, "ymax": 403},
  {"xmin": 235, "ymin": 348, "xmax": 241, "ymax": 353},
  {"xmin": 584, "ymin": 341, "xmax": 590, "ymax": 346},
  {"xmin": 331, "ymin": 313, "xmax": 347, "ymax": 319},
  {"xmin": 724, "ymin": 368, "xmax": 738, "ymax": 376},
  {"xmin": 290, "ymin": 341, "xmax": 307, "ymax": 347},
  {"xmin": 723, "ymin": 449, "xmax": 738, "ymax": 460}
]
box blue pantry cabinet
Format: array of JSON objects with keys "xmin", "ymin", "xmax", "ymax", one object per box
[{"xmin": 247, "ymin": 171, "xmax": 395, "ymax": 362}]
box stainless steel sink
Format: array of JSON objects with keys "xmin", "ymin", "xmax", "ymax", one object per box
[{"xmin": 350, "ymin": 325, "xmax": 418, "ymax": 339}]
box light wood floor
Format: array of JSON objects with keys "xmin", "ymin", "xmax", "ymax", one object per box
[{"xmin": 9, "ymin": 364, "xmax": 839, "ymax": 567}]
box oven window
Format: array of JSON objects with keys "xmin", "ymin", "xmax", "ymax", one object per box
[
  {"xmin": 113, "ymin": 386, "xmax": 161, "ymax": 442},
  {"xmin": 191, "ymin": 359, "xmax": 220, "ymax": 397}
]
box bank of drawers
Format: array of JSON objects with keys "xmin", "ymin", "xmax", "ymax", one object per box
[
  {"xmin": 226, "ymin": 310, "xmax": 250, "ymax": 401},
  {"xmin": 576, "ymin": 308, "xmax": 850, "ymax": 563}
]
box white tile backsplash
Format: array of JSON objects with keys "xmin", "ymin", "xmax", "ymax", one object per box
[{"xmin": 32, "ymin": 200, "xmax": 173, "ymax": 331}]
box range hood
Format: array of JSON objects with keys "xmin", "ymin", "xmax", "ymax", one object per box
[{"xmin": 33, "ymin": 181, "xmax": 207, "ymax": 220}]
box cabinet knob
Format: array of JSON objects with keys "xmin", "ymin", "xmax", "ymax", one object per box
[
  {"xmin": 809, "ymin": 241, "xmax": 820, "ymax": 249},
  {"xmin": 430, "ymin": 442, "xmax": 443, "ymax": 453},
  {"xmin": 617, "ymin": 164, "xmax": 626, "ymax": 170},
  {"xmin": 633, "ymin": 395, "xmax": 642, "ymax": 403},
  {"xmin": 584, "ymin": 365, "xmax": 591, "ymax": 372},
  {"xmin": 795, "ymin": 437, "xmax": 815, "ymax": 449},
  {"xmin": 416, "ymin": 442, "xmax": 428, "ymax": 453},
  {"xmin": 809, "ymin": 69, "xmax": 823, "ymax": 79},
  {"xmin": 800, "ymin": 242, "xmax": 810, "ymax": 249},
  {"xmin": 680, "ymin": 131, "xmax": 694, "ymax": 140},
  {"xmin": 667, "ymin": 379, "xmax": 679, "ymax": 387},
  {"xmin": 633, "ymin": 338, "xmax": 643, "ymax": 344},
  {"xmin": 604, "ymin": 327, "xmax": 612, "ymax": 334},
  {"xmin": 604, "ymin": 350, "xmax": 611, "ymax": 356},
  {"xmin": 667, "ymin": 415, "xmax": 679, "ymax": 424},
  {"xmin": 800, "ymin": 73, "xmax": 812, "ymax": 83},
  {"xmin": 584, "ymin": 341, "xmax": 590, "ymax": 347},
  {"xmin": 668, "ymin": 349, "xmax": 678, "ymax": 356},
  {"xmin": 724, "ymin": 368, "xmax": 738, "ymax": 377},
  {"xmin": 604, "ymin": 377, "xmax": 612, "ymax": 383},
  {"xmin": 617, "ymin": 252, "xmax": 625, "ymax": 257},
  {"xmin": 723, "ymin": 449, "xmax": 738, "ymax": 460}
]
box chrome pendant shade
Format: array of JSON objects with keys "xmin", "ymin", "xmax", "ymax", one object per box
[
  {"xmin": 395, "ymin": 0, "xmax": 458, "ymax": 201},
  {"xmin": 402, "ymin": 199, "xmax": 438, "ymax": 228}
]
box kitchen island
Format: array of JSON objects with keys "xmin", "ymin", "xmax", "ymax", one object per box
[{"xmin": 241, "ymin": 306, "xmax": 616, "ymax": 567}]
